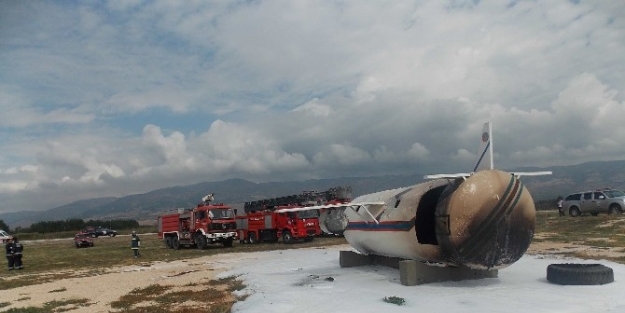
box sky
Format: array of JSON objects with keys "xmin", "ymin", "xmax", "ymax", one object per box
[
  {"xmin": 1, "ymin": 0, "xmax": 625, "ymax": 213},
  {"xmin": 222, "ymin": 244, "xmax": 625, "ymax": 313}
]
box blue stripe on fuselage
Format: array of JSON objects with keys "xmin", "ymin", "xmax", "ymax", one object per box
[{"xmin": 346, "ymin": 219, "xmax": 414, "ymax": 232}]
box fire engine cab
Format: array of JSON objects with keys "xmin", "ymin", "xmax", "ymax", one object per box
[{"xmin": 157, "ymin": 194, "xmax": 237, "ymax": 249}]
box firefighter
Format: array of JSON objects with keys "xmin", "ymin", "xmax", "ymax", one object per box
[
  {"xmin": 13, "ymin": 237, "xmax": 23, "ymax": 269},
  {"xmin": 5, "ymin": 237, "xmax": 15, "ymax": 270},
  {"xmin": 130, "ymin": 231, "xmax": 141, "ymax": 258}
]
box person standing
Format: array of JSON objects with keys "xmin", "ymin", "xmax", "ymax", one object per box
[
  {"xmin": 558, "ymin": 199, "xmax": 565, "ymax": 217},
  {"xmin": 5, "ymin": 237, "xmax": 15, "ymax": 270},
  {"xmin": 13, "ymin": 237, "xmax": 23, "ymax": 269},
  {"xmin": 130, "ymin": 231, "xmax": 141, "ymax": 258}
]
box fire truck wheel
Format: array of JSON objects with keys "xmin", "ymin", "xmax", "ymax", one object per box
[
  {"xmin": 223, "ymin": 238, "xmax": 234, "ymax": 248},
  {"xmin": 248, "ymin": 232, "xmax": 258, "ymax": 244},
  {"xmin": 165, "ymin": 237, "xmax": 172, "ymax": 249},
  {"xmin": 304, "ymin": 236, "xmax": 314, "ymax": 242},
  {"xmin": 172, "ymin": 237, "xmax": 181, "ymax": 250},
  {"xmin": 282, "ymin": 231, "xmax": 294, "ymax": 244},
  {"xmin": 196, "ymin": 235, "xmax": 207, "ymax": 250}
]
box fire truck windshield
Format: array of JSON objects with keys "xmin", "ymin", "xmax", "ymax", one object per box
[
  {"xmin": 208, "ymin": 209, "xmax": 235, "ymax": 219},
  {"xmin": 296, "ymin": 210, "xmax": 318, "ymax": 219}
]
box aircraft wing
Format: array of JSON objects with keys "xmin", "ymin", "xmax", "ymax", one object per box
[
  {"xmin": 423, "ymin": 173, "xmax": 472, "ymax": 179},
  {"xmin": 274, "ymin": 201, "xmax": 386, "ymax": 213},
  {"xmin": 511, "ymin": 171, "xmax": 552, "ymax": 177},
  {"xmin": 425, "ymin": 170, "xmax": 552, "ymax": 179}
]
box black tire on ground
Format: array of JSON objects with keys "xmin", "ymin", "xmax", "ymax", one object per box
[
  {"xmin": 109, "ymin": 233, "xmax": 116, "ymax": 237},
  {"xmin": 196, "ymin": 235, "xmax": 208, "ymax": 250},
  {"xmin": 165, "ymin": 237, "xmax": 173, "ymax": 249},
  {"xmin": 282, "ymin": 231, "xmax": 293, "ymax": 244},
  {"xmin": 248, "ymin": 232, "xmax": 258, "ymax": 244},
  {"xmin": 547, "ymin": 263, "xmax": 614, "ymax": 285},
  {"xmin": 172, "ymin": 237, "xmax": 181, "ymax": 250},
  {"xmin": 304, "ymin": 236, "xmax": 314, "ymax": 242},
  {"xmin": 223, "ymin": 238, "xmax": 234, "ymax": 248},
  {"xmin": 75, "ymin": 242, "xmax": 79, "ymax": 248},
  {"xmin": 609, "ymin": 204, "xmax": 622, "ymax": 214},
  {"xmin": 91, "ymin": 233, "xmax": 98, "ymax": 238},
  {"xmin": 569, "ymin": 206, "xmax": 581, "ymax": 217}
]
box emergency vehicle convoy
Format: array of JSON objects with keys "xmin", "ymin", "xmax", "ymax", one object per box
[
  {"xmin": 236, "ymin": 187, "xmax": 352, "ymax": 244},
  {"xmin": 157, "ymin": 194, "xmax": 237, "ymax": 249}
]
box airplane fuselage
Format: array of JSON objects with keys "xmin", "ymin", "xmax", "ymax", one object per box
[{"xmin": 334, "ymin": 170, "xmax": 536, "ymax": 270}]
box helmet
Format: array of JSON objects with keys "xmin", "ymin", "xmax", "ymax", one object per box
[{"xmin": 132, "ymin": 231, "xmax": 136, "ymax": 235}]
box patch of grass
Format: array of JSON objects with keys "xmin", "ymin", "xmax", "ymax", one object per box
[
  {"xmin": 0, "ymin": 302, "xmax": 10, "ymax": 309},
  {"xmin": 110, "ymin": 284, "xmax": 169, "ymax": 309},
  {"xmin": 227, "ymin": 279, "xmax": 246, "ymax": 292},
  {"xmin": 17, "ymin": 297, "xmax": 31, "ymax": 301},
  {"xmin": 109, "ymin": 277, "xmax": 247, "ymax": 313},
  {"xmin": 235, "ymin": 293, "xmax": 250, "ymax": 302},
  {"xmin": 49, "ymin": 287, "xmax": 67, "ymax": 293},
  {"xmin": 0, "ymin": 270, "xmax": 105, "ymax": 290},
  {"xmin": 2, "ymin": 299, "xmax": 91, "ymax": 313},
  {"xmin": 534, "ymin": 211, "xmax": 625, "ymax": 263},
  {"xmin": 383, "ymin": 296, "xmax": 405, "ymax": 306},
  {"xmin": 211, "ymin": 275, "xmax": 246, "ymax": 291},
  {"xmin": 158, "ymin": 287, "xmax": 223, "ymax": 305}
]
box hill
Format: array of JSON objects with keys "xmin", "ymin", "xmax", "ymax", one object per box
[{"xmin": 2, "ymin": 159, "xmax": 625, "ymax": 227}]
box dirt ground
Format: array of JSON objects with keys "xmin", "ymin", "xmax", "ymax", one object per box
[
  {"xmin": 1, "ymin": 241, "xmax": 621, "ymax": 312},
  {"xmin": 0, "ymin": 252, "xmax": 244, "ymax": 313},
  {"xmin": 526, "ymin": 240, "xmax": 625, "ymax": 259}
]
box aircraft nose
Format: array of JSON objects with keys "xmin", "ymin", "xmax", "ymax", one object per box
[{"xmin": 435, "ymin": 170, "xmax": 536, "ymax": 270}]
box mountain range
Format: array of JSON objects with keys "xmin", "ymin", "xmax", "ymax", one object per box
[{"xmin": 2, "ymin": 159, "xmax": 625, "ymax": 228}]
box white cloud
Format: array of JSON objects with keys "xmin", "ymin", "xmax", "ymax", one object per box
[
  {"xmin": 452, "ymin": 148, "xmax": 475, "ymax": 163},
  {"xmin": 0, "ymin": 86, "xmax": 94, "ymax": 127},
  {"xmin": 1, "ymin": 1, "xmax": 625, "ymax": 212},
  {"xmin": 312, "ymin": 144, "xmax": 372, "ymax": 167},
  {"xmin": 292, "ymin": 98, "xmax": 332, "ymax": 117},
  {"xmin": 407, "ymin": 143, "xmax": 430, "ymax": 160}
]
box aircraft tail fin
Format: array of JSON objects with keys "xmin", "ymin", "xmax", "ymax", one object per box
[
  {"xmin": 424, "ymin": 121, "xmax": 552, "ymax": 179},
  {"xmin": 473, "ymin": 122, "xmax": 493, "ymax": 172},
  {"xmin": 424, "ymin": 122, "xmax": 493, "ymax": 179}
]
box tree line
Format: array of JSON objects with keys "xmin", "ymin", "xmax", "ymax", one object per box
[{"xmin": 0, "ymin": 218, "xmax": 139, "ymax": 234}]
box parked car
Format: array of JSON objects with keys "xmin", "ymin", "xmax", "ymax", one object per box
[
  {"xmin": 1, "ymin": 229, "xmax": 11, "ymax": 243},
  {"xmin": 94, "ymin": 227, "xmax": 118, "ymax": 237},
  {"xmin": 81, "ymin": 227, "xmax": 118, "ymax": 238},
  {"xmin": 74, "ymin": 233, "xmax": 94, "ymax": 248},
  {"xmin": 562, "ymin": 188, "xmax": 625, "ymax": 217}
]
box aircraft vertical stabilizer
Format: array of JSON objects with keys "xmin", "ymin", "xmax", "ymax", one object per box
[{"xmin": 473, "ymin": 122, "xmax": 493, "ymax": 172}]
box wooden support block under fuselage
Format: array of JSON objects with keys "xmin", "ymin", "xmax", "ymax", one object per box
[{"xmin": 339, "ymin": 250, "xmax": 498, "ymax": 286}]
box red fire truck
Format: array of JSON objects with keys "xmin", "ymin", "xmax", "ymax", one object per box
[
  {"xmin": 236, "ymin": 187, "xmax": 352, "ymax": 244},
  {"xmin": 157, "ymin": 194, "xmax": 237, "ymax": 249},
  {"xmin": 236, "ymin": 205, "xmax": 321, "ymax": 244}
]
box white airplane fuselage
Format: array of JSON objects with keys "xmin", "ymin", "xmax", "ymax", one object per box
[{"xmin": 328, "ymin": 169, "xmax": 536, "ymax": 270}]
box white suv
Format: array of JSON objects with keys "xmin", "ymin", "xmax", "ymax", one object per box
[
  {"xmin": 562, "ymin": 189, "xmax": 625, "ymax": 217},
  {"xmin": 0, "ymin": 229, "xmax": 11, "ymax": 243}
]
